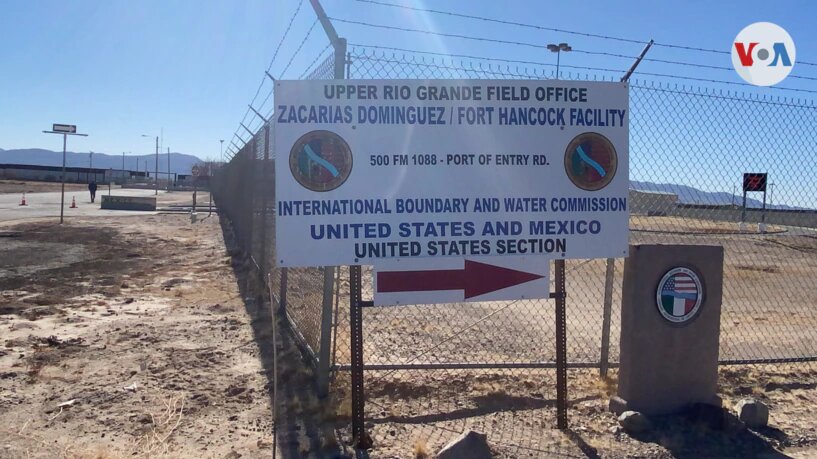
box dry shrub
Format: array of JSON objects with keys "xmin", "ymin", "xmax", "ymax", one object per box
[
  {"xmin": 127, "ymin": 392, "xmax": 186, "ymax": 458},
  {"xmin": 593, "ymin": 375, "xmax": 618, "ymax": 398},
  {"xmin": 413, "ymin": 438, "xmax": 430, "ymax": 459},
  {"xmin": 322, "ymin": 391, "xmax": 352, "ymax": 423}
]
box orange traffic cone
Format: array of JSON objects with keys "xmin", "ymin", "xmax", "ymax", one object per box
[
  {"xmin": 18, "ymin": 193, "xmax": 27, "ymax": 206},
  {"xmin": 70, "ymin": 196, "xmax": 77, "ymax": 208}
]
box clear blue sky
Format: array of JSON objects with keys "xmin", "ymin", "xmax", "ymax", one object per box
[{"xmin": 1, "ymin": 0, "xmax": 815, "ymax": 166}]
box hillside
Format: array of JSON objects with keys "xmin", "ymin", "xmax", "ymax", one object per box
[
  {"xmin": 0, "ymin": 148, "xmax": 203, "ymax": 175},
  {"xmin": 630, "ymin": 180, "xmax": 801, "ymax": 210}
]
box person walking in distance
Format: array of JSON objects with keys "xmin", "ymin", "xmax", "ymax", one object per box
[{"xmin": 88, "ymin": 181, "xmax": 98, "ymax": 203}]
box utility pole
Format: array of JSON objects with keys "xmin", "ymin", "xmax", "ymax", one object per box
[
  {"xmin": 141, "ymin": 134, "xmax": 159, "ymax": 195},
  {"xmin": 43, "ymin": 124, "xmax": 88, "ymax": 224},
  {"xmin": 769, "ymin": 183, "xmax": 775, "ymax": 209},
  {"xmin": 167, "ymin": 147, "xmax": 171, "ymax": 190},
  {"xmin": 219, "ymin": 139, "xmax": 224, "ymax": 163}
]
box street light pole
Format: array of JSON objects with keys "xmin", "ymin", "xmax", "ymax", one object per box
[
  {"xmin": 547, "ymin": 42, "xmax": 572, "ymax": 79},
  {"xmin": 167, "ymin": 147, "xmax": 171, "ymax": 190},
  {"xmin": 220, "ymin": 139, "xmax": 224, "ymax": 163}
]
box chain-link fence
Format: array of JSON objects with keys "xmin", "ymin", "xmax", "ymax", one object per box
[
  {"xmin": 212, "ymin": 43, "xmax": 817, "ymax": 455},
  {"xmin": 212, "ymin": 51, "xmax": 339, "ymax": 377}
]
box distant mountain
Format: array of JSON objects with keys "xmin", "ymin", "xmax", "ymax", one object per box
[
  {"xmin": 0, "ymin": 148, "xmax": 204, "ymax": 175},
  {"xmin": 631, "ymin": 180, "xmax": 802, "ymax": 210}
]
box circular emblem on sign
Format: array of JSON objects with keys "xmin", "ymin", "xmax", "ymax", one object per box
[
  {"xmin": 656, "ymin": 267, "xmax": 704, "ymax": 324},
  {"xmin": 289, "ymin": 130, "xmax": 353, "ymax": 192},
  {"xmin": 731, "ymin": 22, "xmax": 796, "ymax": 87},
  {"xmin": 564, "ymin": 132, "xmax": 617, "ymax": 191}
]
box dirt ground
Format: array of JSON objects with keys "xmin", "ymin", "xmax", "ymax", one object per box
[
  {"xmin": 327, "ymin": 365, "xmax": 817, "ymax": 458},
  {"xmin": 0, "ymin": 180, "xmax": 88, "ymax": 194},
  {"xmin": 4, "ymin": 209, "xmax": 817, "ymax": 458},
  {"xmin": 317, "ymin": 215, "xmax": 817, "ymax": 458},
  {"xmin": 0, "ymin": 214, "xmax": 291, "ymax": 458}
]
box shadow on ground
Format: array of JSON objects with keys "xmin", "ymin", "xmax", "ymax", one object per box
[
  {"xmin": 626, "ymin": 405, "xmax": 791, "ymax": 458},
  {"xmin": 219, "ymin": 216, "xmax": 346, "ymax": 458}
]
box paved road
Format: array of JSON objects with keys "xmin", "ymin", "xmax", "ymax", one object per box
[{"xmin": 0, "ymin": 188, "xmax": 210, "ymax": 223}]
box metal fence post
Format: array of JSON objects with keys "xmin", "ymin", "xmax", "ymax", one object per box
[
  {"xmin": 248, "ymin": 138, "xmax": 257, "ymax": 256},
  {"xmin": 259, "ymin": 125, "xmax": 270, "ymax": 277},
  {"xmin": 600, "ymin": 258, "xmax": 615, "ymax": 378},
  {"xmin": 334, "ymin": 38, "xmax": 346, "ymax": 79},
  {"xmin": 279, "ymin": 267, "xmax": 288, "ymax": 313},
  {"xmin": 317, "ymin": 266, "xmax": 335, "ymax": 398}
]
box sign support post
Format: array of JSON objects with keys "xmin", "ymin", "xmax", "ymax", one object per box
[
  {"xmin": 349, "ymin": 265, "xmax": 371, "ymax": 449},
  {"xmin": 600, "ymin": 258, "xmax": 615, "ymax": 378},
  {"xmin": 43, "ymin": 124, "xmax": 87, "ymax": 224},
  {"xmin": 742, "ymin": 173, "xmax": 769, "ymax": 229},
  {"xmin": 318, "ymin": 266, "xmax": 335, "ymax": 398},
  {"xmin": 554, "ymin": 259, "xmax": 568, "ymax": 430},
  {"xmin": 62, "ymin": 134, "xmax": 67, "ymax": 220}
]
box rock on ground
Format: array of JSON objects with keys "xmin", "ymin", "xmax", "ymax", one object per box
[
  {"xmin": 618, "ymin": 410, "xmax": 651, "ymax": 434},
  {"xmin": 735, "ymin": 398, "xmax": 769, "ymax": 428},
  {"xmin": 437, "ymin": 430, "xmax": 491, "ymax": 459}
]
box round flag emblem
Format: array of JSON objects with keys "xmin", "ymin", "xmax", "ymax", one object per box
[
  {"xmin": 564, "ymin": 132, "xmax": 617, "ymax": 191},
  {"xmin": 656, "ymin": 267, "xmax": 704, "ymax": 324},
  {"xmin": 289, "ymin": 130, "xmax": 353, "ymax": 192}
]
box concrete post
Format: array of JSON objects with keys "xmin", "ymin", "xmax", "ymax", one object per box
[{"xmin": 611, "ymin": 244, "xmax": 724, "ymax": 416}]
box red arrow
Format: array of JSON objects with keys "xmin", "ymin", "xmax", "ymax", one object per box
[{"xmin": 376, "ymin": 259, "xmax": 544, "ymax": 299}]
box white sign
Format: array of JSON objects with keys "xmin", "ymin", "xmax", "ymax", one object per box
[
  {"xmin": 53, "ymin": 123, "xmax": 76, "ymax": 133},
  {"xmin": 374, "ymin": 256, "xmax": 549, "ymax": 305},
  {"xmin": 274, "ymin": 79, "xmax": 629, "ymax": 267}
]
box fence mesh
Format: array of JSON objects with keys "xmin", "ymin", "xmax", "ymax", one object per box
[{"xmin": 212, "ymin": 44, "xmax": 817, "ymax": 455}]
